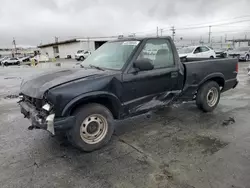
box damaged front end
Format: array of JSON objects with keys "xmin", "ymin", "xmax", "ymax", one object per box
[{"xmin": 18, "ymin": 94, "xmax": 56, "ymax": 134}]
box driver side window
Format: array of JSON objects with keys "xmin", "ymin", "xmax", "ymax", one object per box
[
  {"xmin": 136, "ymin": 39, "xmax": 174, "ymax": 69},
  {"xmin": 194, "ymin": 47, "xmax": 201, "ymax": 54}
]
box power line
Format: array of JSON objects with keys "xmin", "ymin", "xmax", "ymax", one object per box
[
  {"xmin": 174, "ymin": 14, "xmax": 250, "ymax": 27},
  {"xmin": 174, "ymin": 19, "xmax": 250, "ymax": 31}
]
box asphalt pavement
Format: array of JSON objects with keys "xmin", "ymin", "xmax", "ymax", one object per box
[{"xmin": 0, "ymin": 60, "xmax": 250, "ymax": 188}]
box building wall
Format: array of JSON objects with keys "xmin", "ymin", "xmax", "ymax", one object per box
[
  {"xmin": 39, "ymin": 41, "xmax": 96, "ymax": 58},
  {"xmin": 39, "ymin": 46, "xmax": 54, "ymax": 58}
]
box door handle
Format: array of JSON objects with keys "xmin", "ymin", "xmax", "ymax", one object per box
[{"xmin": 171, "ymin": 72, "xmax": 178, "ymax": 78}]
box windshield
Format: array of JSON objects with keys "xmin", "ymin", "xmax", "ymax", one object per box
[
  {"xmin": 77, "ymin": 50, "xmax": 84, "ymax": 53},
  {"xmin": 235, "ymin": 47, "xmax": 249, "ymax": 51},
  {"xmin": 178, "ymin": 46, "xmax": 195, "ymax": 54},
  {"xmin": 81, "ymin": 41, "xmax": 140, "ymax": 70}
]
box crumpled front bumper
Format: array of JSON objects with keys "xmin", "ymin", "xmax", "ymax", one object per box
[{"xmin": 19, "ymin": 101, "xmax": 75, "ymax": 134}]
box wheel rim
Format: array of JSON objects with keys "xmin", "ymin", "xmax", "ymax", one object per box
[
  {"xmin": 246, "ymin": 55, "xmax": 249, "ymax": 61},
  {"xmin": 207, "ymin": 87, "xmax": 218, "ymax": 107},
  {"xmin": 80, "ymin": 114, "xmax": 108, "ymax": 144}
]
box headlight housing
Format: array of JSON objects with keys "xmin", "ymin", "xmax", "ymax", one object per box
[{"xmin": 42, "ymin": 103, "xmax": 51, "ymax": 111}]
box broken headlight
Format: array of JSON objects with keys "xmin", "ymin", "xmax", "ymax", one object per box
[{"xmin": 42, "ymin": 103, "xmax": 51, "ymax": 111}]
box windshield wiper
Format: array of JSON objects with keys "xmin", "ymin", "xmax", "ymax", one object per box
[{"xmin": 89, "ymin": 64, "xmax": 105, "ymax": 71}]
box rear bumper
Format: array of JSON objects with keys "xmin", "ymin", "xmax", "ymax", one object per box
[
  {"xmin": 19, "ymin": 101, "xmax": 75, "ymax": 134},
  {"xmin": 222, "ymin": 78, "xmax": 238, "ymax": 92}
]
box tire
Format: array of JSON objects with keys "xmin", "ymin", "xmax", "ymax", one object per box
[
  {"xmin": 17, "ymin": 61, "xmax": 20, "ymax": 66},
  {"xmin": 67, "ymin": 103, "xmax": 114, "ymax": 152},
  {"xmin": 210, "ymin": 56, "xmax": 214, "ymax": 59},
  {"xmin": 196, "ymin": 81, "xmax": 220, "ymax": 112},
  {"xmin": 80, "ymin": 56, "xmax": 85, "ymax": 61},
  {"xmin": 245, "ymin": 55, "xmax": 249, "ymax": 62},
  {"xmin": 4, "ymin": 62, "xmax": 8, "ymax": 66}
]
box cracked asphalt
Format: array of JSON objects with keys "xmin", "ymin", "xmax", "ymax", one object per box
[{"xmin": 0, "ymin": 61, "xmax": 250, "ymax": 188}]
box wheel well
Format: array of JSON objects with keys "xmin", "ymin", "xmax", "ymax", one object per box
[
  {"xmin": 70, "ymin": 97, "xmax": 119, "ymax": 119},
  {"xmin": 203, "ymin": 77, "xmax": 225, "ymax": 88}
]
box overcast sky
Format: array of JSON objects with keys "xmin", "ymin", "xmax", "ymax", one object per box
[{"xmin": 0, "ymin": 0, "xmax": 250, "ymax": 47}]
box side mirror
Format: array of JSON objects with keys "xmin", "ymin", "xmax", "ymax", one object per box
[{"xmin": 133, "ymin": 58, "xmax": 154, "ymax": 71}]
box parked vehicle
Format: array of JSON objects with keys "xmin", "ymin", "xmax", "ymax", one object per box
[
  {"xmin": 75, "ymin": 50, "xmax": 91, "ymax": 61},
  {"xmin": 178, "ymin": 45, "xmax": 216, "ymax": 60},
  {"xmin": 215, "ymin": 48, "xmax": 233, "ymax": 58},
  {"xmin": 0, "ymin": 56, "xmax": 8, "ymax": 65},
  {"xmin": 228, "ymin": 46, "xmax": 250, "ymax": 61},
  {"xmin": 2, "ymin": 57, "xmax": 21, "ymax": 66},
  {"xmin": 19, "ymin": 37, "xmax": 238, "ymax": 152},
  {"xmin": 18, "ymin": 56, "xmax": 30, "ymax": 62}
]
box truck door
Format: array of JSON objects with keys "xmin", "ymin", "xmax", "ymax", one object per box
[{"xmin": 122, "ymin": 38, "xmax": 180, "ymax": 116}]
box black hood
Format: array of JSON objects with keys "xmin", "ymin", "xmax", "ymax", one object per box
[{"xmin": 20, "ymin": 68, "xmax": 113, "ymax": 99}]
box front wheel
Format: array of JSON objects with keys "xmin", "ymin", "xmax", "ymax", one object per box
[
  {"xmin": 196, "ymin": 81, "xmax": 220, "ymax": 112},
  {"xmin": 210, "ymin": 56, "xmax": 214, "ymax": 59},
  {"xmin": 79, "ymin": 56, "xmax": 85, "ymax": 61},
  {"xmin": 67, "ymin": 103, "xmax": 114, "ymax": 152}
]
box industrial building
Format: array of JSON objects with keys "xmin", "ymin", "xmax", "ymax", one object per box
[{"xmin": 38, "ymin": 37, "xmax": 113, "ymax": 59}]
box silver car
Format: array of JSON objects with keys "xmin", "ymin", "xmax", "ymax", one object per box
[
  {"xmin": 2, "ymin": 57, "xmax": 21, "ymax": 66},
  {"xmin": 228, "ymin": 46, "xmax": 250, "ymax": 61}
]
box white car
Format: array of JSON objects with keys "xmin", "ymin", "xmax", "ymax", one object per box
[
  {"xmin": 2, "ymin": 57, "xmax": 21, "ymax": 66},
  {"xmin": 0, "ymin": 56, "xmax": 8, "ymax": 64},
  {"xmin": 178, "ymin": 45, "xmax": 216, "ymax": 59},
  {"xmin": 75, "ymin": 50, "xmax": 91, "ymax": 61}
]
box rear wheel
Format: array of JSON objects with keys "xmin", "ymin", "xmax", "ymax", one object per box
[
  {"xmin": 17, "ymin": 61, "xmax": 20, "ymax": 66},
  {"xmin": 67, "ymin": 103, "xmax": 114, "ymax": 152},
  {"xmin": 245, "ymin": 55, "xmax": 249, "ymax": 61},
  {"xmin": 196, "ymin": 81, "xmax": 220, "ymax": 112},
  {"xmin": 210, "ymin": 56, "xmax": 214, "ymax": 59}
]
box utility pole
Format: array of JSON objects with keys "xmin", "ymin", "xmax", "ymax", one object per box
[
  {"xmin": 170, "ymin": 26, "xmax": 176, "ymax": 41},
  {"xmin": 208, "ymin": 26, "xmax": 211, "ymax": 44},
  {"xmin": 200, "ymin": 36, "xmax": 204, "ymax": 45},
  {"xmin": 156, "ymin": 26, "xmax": 159, "ymax": 37},
  {"xmin": 160, "ymin": 29, "xmax": 163, "ymax": 36},
  {"xmin": 221, "ymin": 36, "xmax": 223, "ymax": 48},
  {"xmin": 12, "ymin": 38, "xmax": 17, "ymax": 57}
]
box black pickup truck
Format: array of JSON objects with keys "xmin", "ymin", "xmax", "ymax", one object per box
[{"xmin": 19, "ymin": 37, "xmax": 238, "ymax": 151}]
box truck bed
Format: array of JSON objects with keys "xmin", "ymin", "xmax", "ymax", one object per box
[{"xmin": 180, "ymin": 58, "xmax": 238, "ymax": 99}]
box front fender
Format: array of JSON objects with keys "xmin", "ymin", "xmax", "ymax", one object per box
[{"xmin": 61, "ymin": 91, "xmax": 122, "ymax": 117}]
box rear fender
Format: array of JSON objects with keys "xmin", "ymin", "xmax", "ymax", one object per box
[{"xmin": 199, "ymin": 73, "xmax": 225, "ymax": 87}]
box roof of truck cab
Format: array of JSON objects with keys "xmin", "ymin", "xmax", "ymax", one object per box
[{"xmin": 110, "ymin": 36, "xmax": 172, "ymax": 42}]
